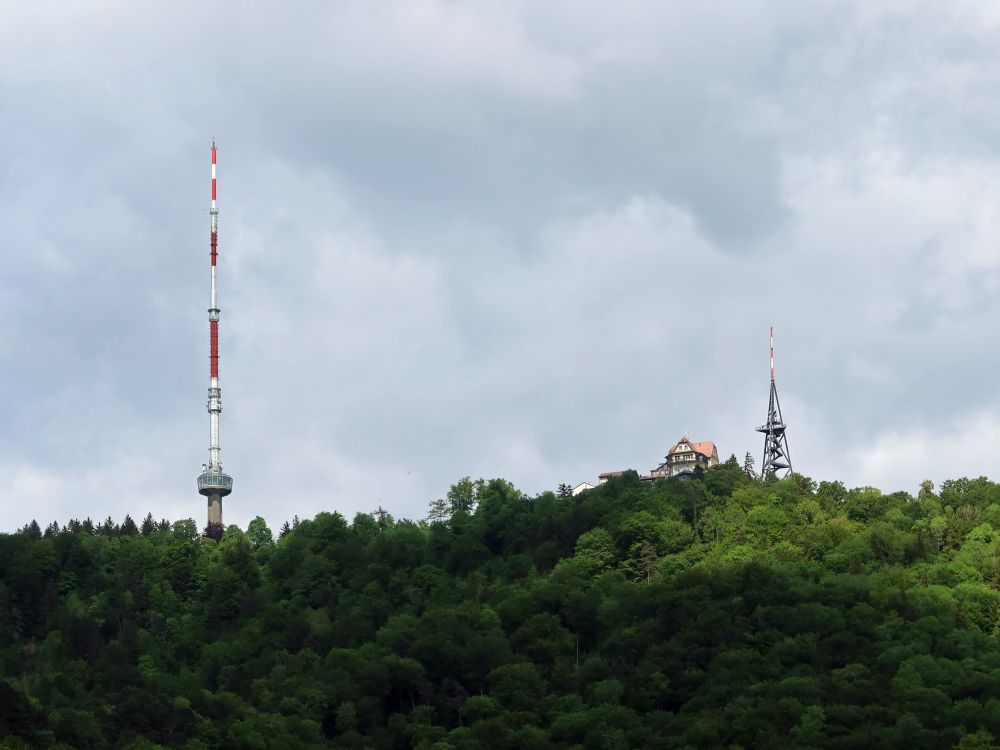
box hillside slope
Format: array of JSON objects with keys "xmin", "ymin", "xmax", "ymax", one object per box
[{"xmin": 3, "ymin": 463, "xmax": 1000, "ymax": 749}]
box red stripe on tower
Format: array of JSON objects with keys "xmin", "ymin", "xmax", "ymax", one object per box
[{"xmin": 210, "ymin": 320, "xmax": 219, "ymax": 378}]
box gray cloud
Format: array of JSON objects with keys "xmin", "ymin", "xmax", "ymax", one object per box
[{"xmin": 3, "ymin": 2, "xmax": 1000, "ymax": 531}]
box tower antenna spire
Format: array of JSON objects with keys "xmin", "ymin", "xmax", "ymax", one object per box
[
  {"xmin": 198, "ymin": 140, "xmax": 233, "ymax": 539},
  {"xmin": 755, "ymin": 325, "xmax": 792, "ymax": 479},
  {"xmin": 770, "ymin": 325, "xmax": 775, "ymax": 383}
]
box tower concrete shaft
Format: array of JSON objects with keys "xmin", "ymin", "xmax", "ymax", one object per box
[
  {"xmin": 198, "ymin": 141, "xmax": 232, "ymax": 537},
  {"xmin": 755, "ymin": 326, "xmax": 792, "ymax": 479}
]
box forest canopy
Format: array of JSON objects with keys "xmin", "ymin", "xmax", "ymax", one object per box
[{"xmin": 4, "ymin": 461, "xmax": 1000, "ymax": 749}]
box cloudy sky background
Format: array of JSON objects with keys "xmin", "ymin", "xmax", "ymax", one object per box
[{"xmin": 3, "ymin": 1, "xmax": 1000, "ymax": 531}]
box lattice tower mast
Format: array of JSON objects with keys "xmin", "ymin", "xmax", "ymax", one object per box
[
  {"xmin": 197, "ymin": 141, "xmax": 233, "ymax": 537},
  {"xmin": 755, "ymin": 326, "xmax": 792, "ymax": 479}
]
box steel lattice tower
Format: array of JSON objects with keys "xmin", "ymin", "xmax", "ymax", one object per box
[
  {"xmin": 755, "ymin": 326, "xmax": 792, "ymax": 479},
  {"xmin": 197, "ymin": 141, "xmax": 233, "ymax": 539}
]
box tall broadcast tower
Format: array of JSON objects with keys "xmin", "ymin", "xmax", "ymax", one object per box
[
  {"xmin": 755, "ymin": 326, "xmax": 792, "ymax": 479},
  {"xmin": 197, "ymin": 141, "xmax": 233, "ymax": 539}
]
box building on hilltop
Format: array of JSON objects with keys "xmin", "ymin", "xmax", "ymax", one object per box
[
  {"xmin": 572, "ymin": 482, "xmax": 595, "ymax": 495},
  {"xmin": 647, "ymin": 436, "xmax": 719, "ymax": 479},
  {"xmin": 593, "ymin": 436, "xmax": 720, "ymax": 486},
  {"xmin": 598, "ymin": 470, "xmax": 626, "ymax": 484}
]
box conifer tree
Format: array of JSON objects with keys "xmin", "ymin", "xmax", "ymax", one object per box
[
  {"xmin": 427, "ymin": 498, "xmax": 450, "ymax": 523},
  {"xmin": 374, "ymin": 506, "xmax": 393, "ymax": 529}
]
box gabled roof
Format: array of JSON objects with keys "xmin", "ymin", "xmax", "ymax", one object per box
[
  {"xmin": 667, "ymin": 437, "xmax": 691, "ymax": 455},
  {"xmin": 668, "ymin": 436, "xmax": 716, "ymax": 459}
]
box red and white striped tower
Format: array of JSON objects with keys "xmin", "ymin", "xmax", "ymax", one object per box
[{"xmin": 198, "ymin": 140, "xmax": 233, "ymax": 539}]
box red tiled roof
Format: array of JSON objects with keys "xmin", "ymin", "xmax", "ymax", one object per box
[
  {"xmin": 691, "ymin": 441, "xmax": 717, "ymax": 459},
  {"xmin": 668, "ymin": 436, "xmax": 716, "ymax": 459}
]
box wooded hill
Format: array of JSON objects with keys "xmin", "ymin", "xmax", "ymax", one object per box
[{"xmin": 4, "ymin": 461, "xmax": 1000, "ymax": 749}]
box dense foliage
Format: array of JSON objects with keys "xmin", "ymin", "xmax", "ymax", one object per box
[{"xmin": 5, "ymin": 463, "xmax": 1000, "ymax": 748}]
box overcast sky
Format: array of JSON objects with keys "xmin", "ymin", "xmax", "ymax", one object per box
[{"xmin": 3, "ymin": 1, "xmax": 1000, "ymax": 532}]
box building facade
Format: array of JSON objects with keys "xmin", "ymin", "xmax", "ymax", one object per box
[{"xmin": 648, "ymin": 436, "xmax": 719, "ymax": 479}]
